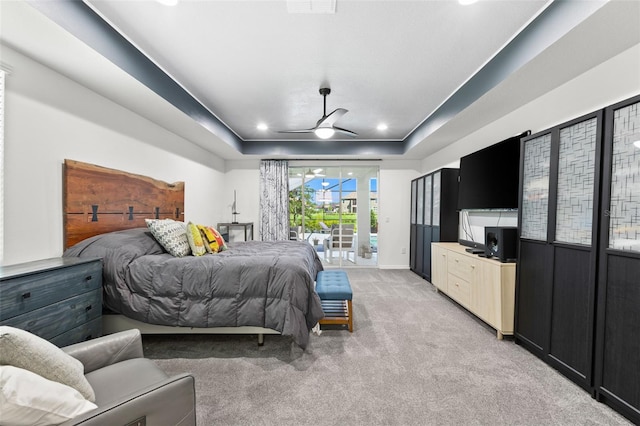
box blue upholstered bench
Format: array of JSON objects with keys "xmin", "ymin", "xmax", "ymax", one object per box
[{"xmin": 316, "ymin": 270, "xmax": 353, "ymax": 332}]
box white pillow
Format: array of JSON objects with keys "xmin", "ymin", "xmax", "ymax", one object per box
[
  {"xmin": 145, "ymin": 218, "xmax": 191, "ymax": 257},
  {"xmin": 0, "ymin": 326, "xmax": 95, "ymax": 402},
  {"xmin": 0, "ymin": 365, "xmax": 98, "ymax": 426}
]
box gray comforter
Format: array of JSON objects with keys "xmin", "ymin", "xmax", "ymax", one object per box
[{"xmin": 63, "ymin": 228, "xmax": 324, "ymax": 348}]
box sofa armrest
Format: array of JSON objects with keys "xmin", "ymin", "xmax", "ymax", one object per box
[
  {"xmin": 60, "ymin": 373, "xmax": 196, "ymax": 426},
  {"xmin": 62, "ymin": 329, "xmax": 144, "ymax": 374}
]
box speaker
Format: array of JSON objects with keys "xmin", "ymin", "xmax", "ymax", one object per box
[{"xmin": 484, "ymin": 226, "xmax": 518, "ymax": 262}]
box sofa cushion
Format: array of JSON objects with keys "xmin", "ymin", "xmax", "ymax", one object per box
[
  {"xmin": 85, "ymin": 358, "xmax": 169, "ymax": 406},
  {"xmin": 0, "ymin": 365, "xmax": 97, "ymax": 426},
  {"xmin": 0, "ymin": 326, "xmax": 95, "ymax": 402}
]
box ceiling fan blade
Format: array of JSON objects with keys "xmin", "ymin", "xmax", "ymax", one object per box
[
  {"xmin": 276, "ymin": 129, "xmax": 315, "ymax": 134},
  {"xmin": 333, "ymin": 126, "xmax": 358, "ymax": 137},
  {"xmin": 318, "ymin": 108, "xmax": 348, "ymax": 127}
]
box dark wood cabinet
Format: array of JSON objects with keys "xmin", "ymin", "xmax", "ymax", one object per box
[
  {"xmin": 410, "ymin": 168, "xmax": 459, "ymax": 282},
  {"xmin": 516, "ymin": 94, "xmax": 640, "ymax": 424},
  {"xmin": 0, "ymin": 257, "xmax": 103, "ymax": 347},
  {"xmin": 516, "ymin": 111, "xmax": 602, "ymax": 393},
  {"xmin": 592, "ymin": 95, "xmax": 640, "ymax": 423}
]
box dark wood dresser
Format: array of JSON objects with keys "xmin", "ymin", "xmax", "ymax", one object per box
[{"xmin": 0, "ymin": 257, "xmax": 103, "ymax": 347}]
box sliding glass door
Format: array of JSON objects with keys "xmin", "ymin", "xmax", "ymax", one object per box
[{"xmin": 289, "ymin": 165, "xmax": 378, "ymax": 267}]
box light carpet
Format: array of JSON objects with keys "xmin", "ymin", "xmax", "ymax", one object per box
[{"xmin": 143, "ymin": 269, "xmax": 631, "ymax": 425}]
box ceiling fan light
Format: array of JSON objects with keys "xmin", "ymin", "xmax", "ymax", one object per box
[{"xmin": 315, "ymin": 128, "xmax": 335, "ymax": 139}]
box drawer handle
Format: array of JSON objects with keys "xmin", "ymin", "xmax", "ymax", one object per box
[
  {"xmin": 85, "ymin": 305, "xmax": 92, "ymax": 312},
  {"xmin": 22, "ymin": 292, "xmax": 31, "ymax": 300},
  {"xmin": 85, "ymin": 275, "xmax": 93, "ymax": 281}
]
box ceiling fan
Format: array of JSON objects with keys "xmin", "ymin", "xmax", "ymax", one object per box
[{"xmin": 279, "ymin": 88, "xmax": 358, "ymax": 139}]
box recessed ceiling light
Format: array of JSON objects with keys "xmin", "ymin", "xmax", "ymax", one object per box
[
  {"xmin": 377, "ymin": 123, "xmax": 388, "ymax": 131},
  {"xmin": 634, "ymin": 140, "xmax": 640, "ymax": 149},
  {"xmin": 458, "ymin": 0, "xmax": 478, "ymax": 5},
  {"xmin": 322, "ymin": 182, "xmax": 329, "ymax": 186},
  {"xmin": 257, "ymin": 123, "xmax": 268, "ymax": 131},
  {"xmin": 156, "ymin": 0, "xmax": 179, "ymax": 6}
]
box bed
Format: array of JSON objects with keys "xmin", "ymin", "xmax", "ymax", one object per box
[{"xmin": 62, "ymin": 160, "xmax": 324, "ymax": 348}]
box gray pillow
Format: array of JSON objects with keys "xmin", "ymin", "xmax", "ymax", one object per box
[{"xmin": 0, "ymin": 326, "xmax": 95, "ymax": 402}]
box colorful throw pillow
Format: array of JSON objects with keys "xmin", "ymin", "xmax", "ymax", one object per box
[
  {"xmin": 197, "ymin": 225, "xmax": 227, "ymax": 253},
  {"xmin": 0, "ymin": 365, "xmax": 98, "ymax": 426},
  {"xmin": 145, "ymin": 219, "xmax": 191, "ymax": 257},
  {"xmin": 0, "ymin": 326, "xmax": 95, "ymax": 402},
  {"xmin": 186, "ymin": 222, "xmax": 206, "ymax": 256}
]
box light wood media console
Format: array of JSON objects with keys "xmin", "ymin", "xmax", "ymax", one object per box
[{"xmin": 431, "ymin": 242, "xmax": 516, "ymax": 339}]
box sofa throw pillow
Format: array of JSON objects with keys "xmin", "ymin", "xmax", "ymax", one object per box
[
  {"xmin": 0, "ymin": 365, "xmax": 98, "ymax": 426},
  {"xmin": 145, "ymin": 218, "xmax": 191, "ymax": 257},
  {"xmin": 0, "ymin": 326, "xmax": 95, "ymax": 402},
  {"xmin": 186, "ymin": 221, "xmax": 206, "ymax": 256}
]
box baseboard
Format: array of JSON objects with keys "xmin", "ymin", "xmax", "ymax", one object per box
[{"xmin": 378, "ymin": 265, "xmax": 410, "ymax": 270}]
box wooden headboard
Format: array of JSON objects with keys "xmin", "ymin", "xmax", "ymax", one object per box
[{"xmin": 63, "ymin": 159, "xmax": 185, "ymax": 249}]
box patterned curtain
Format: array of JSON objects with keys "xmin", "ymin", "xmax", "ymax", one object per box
[{"xmin": 259, "ymin": 160, "xmax": 289, "ymax": 241}]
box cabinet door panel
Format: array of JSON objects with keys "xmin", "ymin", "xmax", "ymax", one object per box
[
  {"xmin": 410, "ymin": 225, "xmax": 418, "ymax": 271},
  {"xmin": 515, "ymin": 241, "xmax": 552, "ymax": 354},
  {"xmin": 600, "ymin": 255, "xmax": 640, "ymax": 419},
  {"xmin": 472, "ymin": 262, "xmax": 497, "ymax": 328},
  {"xmin": 549, "ymin": 247, "xmax": 593, "ymax": 382},
  {"xmin": 422, "ymin": 226, "xmax": 433, "ymax": 280},
  {"xmin": 415, "ymin": 225, "xmax": 424, "ymax": 275},
  {"xmin": 431, "ymin": 245, "xmax": 448, "ymax": 291}
]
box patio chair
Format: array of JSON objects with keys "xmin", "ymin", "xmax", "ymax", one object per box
[
  {"xmin": 318, "ymin": 222, "xmax": 331, "ymax": 233},
  {"xmin": 323, "ymin": 224, "xmax": 355, "ymax": 263}
]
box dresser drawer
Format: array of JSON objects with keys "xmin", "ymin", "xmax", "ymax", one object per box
[
  {"xmin": 447, "ymin": 251, "xmax": 476, "ymax": 282},
  {"xmin": 50, "ymin": 317, "xmax": 102, "ymax": 348},
  {"xmin": 1, "ymin": 289, "xmax": 101, "ymax": 341},
  {"xmin": 447, "ymin": 272, "xmax": 471, "ymax": 308},
  {"xmin": 0, "ymin": 261, "xmax": 102, "ymax": 321}
]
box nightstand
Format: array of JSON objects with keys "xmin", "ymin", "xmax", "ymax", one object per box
[{"xmin": 0, "ymin": 257, "xmax": 103, "ymax": 346}]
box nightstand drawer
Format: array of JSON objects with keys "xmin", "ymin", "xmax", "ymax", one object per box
[
  {"xmin": 50, "ymin": 317, "xmax": 102, "ymax": 348},
  {"xmin": 0, "ymin": 260, "xmax": 102, "ymax": 321},
  {"xmin": 1, "ymin": 289, "xmax": 101, "ymax": 341},
  {"xmin": 447, "ymin": 272, "xmax": 470, "ymax": 308}
]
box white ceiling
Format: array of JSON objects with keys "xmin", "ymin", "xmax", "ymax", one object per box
[{"xmin": 1, "ymin": 0, "xmax": 639, "ymax": 160}]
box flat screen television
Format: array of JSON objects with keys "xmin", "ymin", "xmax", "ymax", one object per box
[{"xmin": 457, "ymin": 131, "xmax": 530, "ymax": 211}]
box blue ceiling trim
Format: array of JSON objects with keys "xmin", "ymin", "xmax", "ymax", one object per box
[
  {"xmin": 242, "ymin": 140, "xmax": 404, "ymax": 156},
  {"xmin": 26, "ymin": 0, "xmax": 605, "ymax": 157}
]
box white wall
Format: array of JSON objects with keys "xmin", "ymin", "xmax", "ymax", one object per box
[
  {"xmin": 2, "ymin": 46, "xmax": 227, "ymax": 265},
  {"xmin": 223, "ymin": 160, "xmax": 260, "ymax": 240},
  {"xmin": 378, "ymin": 164, "xmax": 421, "ymax": 268}
]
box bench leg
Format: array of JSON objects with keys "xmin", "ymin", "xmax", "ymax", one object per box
[{"xmin": 348, "ymin": 300, "xmax": 353, "ymax": 332}]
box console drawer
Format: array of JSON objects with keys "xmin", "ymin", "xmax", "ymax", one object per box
[
  {"xmin": 447, "ymin": 251, "xmax": 476, "ymax": 282},
  {"xmin": 447, "ymin": 272, "xmax": 471, "ymax": 308}
]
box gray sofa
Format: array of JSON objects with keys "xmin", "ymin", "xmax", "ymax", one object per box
[{"xmin": 60, "ymin": 329, "xmax": 196, "ymax": 425}]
